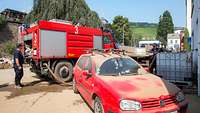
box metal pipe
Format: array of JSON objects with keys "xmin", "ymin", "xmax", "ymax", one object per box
[{"xmin": 123, "ymin": 24, "xmax": 125, "ymax": 46}]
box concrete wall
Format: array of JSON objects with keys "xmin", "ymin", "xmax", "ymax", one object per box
[
  {"xmin": 186, "ymin": 0, "xmax": 192, "ymax": 36},
  {"xmin": 191, "ymin": 0, "xmax": 200, "ymax": 96}
]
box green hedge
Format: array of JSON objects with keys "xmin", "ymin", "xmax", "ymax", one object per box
[
  {"xmin": 0, "ymin": 41, "xmax": 16, "ymax": 57},
  {"xmin": 0, "ymin": 15, "xmax": 6, "ymax": 29}
]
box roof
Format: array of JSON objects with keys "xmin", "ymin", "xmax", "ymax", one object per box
[
  {"xmin": 139, "ymin": 40, "xmax": 160, "ymax": 44},
  {"xmin": 174, "ymin": 27, "xmax": 184, "ymax": 31},
  {"xmin": 167, "ymin": 33, "xmax": 180, "ymax": 39},
  {"xmin": 0, "ymin": 8, "xmax": 27, "ymax": 15}
]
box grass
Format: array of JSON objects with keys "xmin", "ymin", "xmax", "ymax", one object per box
[{"xmin": 130, "ymin": 26, "xmax": 157, "ymax": 40}]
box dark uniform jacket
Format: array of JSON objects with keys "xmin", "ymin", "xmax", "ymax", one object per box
[{"xmin": 13, "ymin": 49, "xmax": 24, "ymax": 67}]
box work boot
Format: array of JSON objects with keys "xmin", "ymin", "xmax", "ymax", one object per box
[
  {"xmin": 15, "ymin": 85, "xmax": 22, "ymax": 89},
  {"xmin": 19, "ymin": 83, "xmax": 24, "ymax": 87}
]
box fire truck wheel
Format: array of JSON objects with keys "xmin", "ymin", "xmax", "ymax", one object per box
[{"xmin": 54, "ymin": 61, "xmax": 73, "ymax": 82}]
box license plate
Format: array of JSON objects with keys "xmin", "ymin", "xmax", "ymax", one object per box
[
  {"xmin": 170, "ymin": 111, "xmax": 177, "ymax": 113},
  {"xmin": 164, "ymin": 111, "xmax": 177, "ymax": 113}
]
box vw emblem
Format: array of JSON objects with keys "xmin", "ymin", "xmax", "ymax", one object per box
[{"xmin": 160, "ymin": 100, "xmax": 165, "ymax": 107}]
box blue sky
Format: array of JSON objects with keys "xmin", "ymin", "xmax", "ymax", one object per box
[
  {"xmin": 0, "ymin": 0, "xmax": 33, "ymax": 13},
  {"xmin": 0, "ymin": 0, "xmax": 186, "ymax": 27}
]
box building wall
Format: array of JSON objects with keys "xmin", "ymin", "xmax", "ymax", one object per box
[
  {"xmin": 191, "ymin": 0, "xmax": 200, "ymax": 96},
  {"xmin": 186, "ymin": 0, "xmax": 192, "ymax": 36},
  {"xmin": 174, "ymin": 30, "xmax": 183, "ymax": 34},
  {"xmin": 167, "ymin": 39, "xmax": 180, "ymax": 51},
  {"xmin": 191, "ymin": 0, "xmax": 199, "ymax": 72},
  {"xmin": 167, "ymin": 33, "xmax": 180, "ymax": 51}
]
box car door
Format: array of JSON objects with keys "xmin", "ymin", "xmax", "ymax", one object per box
[
  {"xmin": 74, "ymin": 56, "xmax": 87, "ymax": 93},
  {"xmin": 80, "ymin": 56, "xmax": 94, "ymax": 104}
]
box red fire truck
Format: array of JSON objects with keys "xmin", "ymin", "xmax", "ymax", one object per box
[{"xmin": 19, "ymin": 20, "xmax": 116, "ymax": 82}]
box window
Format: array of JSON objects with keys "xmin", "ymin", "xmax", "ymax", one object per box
[
  {"xmin": 192, "ymin": 31, "xmax": 194, "ymax": 37},
  {"xmin": 191, "ymin": 1, "xmax": 194, "ymax": 17},
  {"xmin": 83, "ymin": 57, "xmax": 92, "ymax": 73},
  {"xmin": 196, "ymin": 18, "xmax": 199, "ymax": 25},
  {"xmin": 104, "ymin": 36, "xmax": 111, "ymax": 44},
  {"xmin": 141, "ymin": 44, "xmax": 145, "ymax": 48},
  {"xmin": 170, "ymin": 40, "xmax": 173, "ymax": 44},
  {"xmin": 175, "ymin": 40, "xmax": 178, "ymax": 44},
  {"xmin": 77, "ymin": 56, "xmax": 87, "ymax": 69},
  {"xmin": 98, "ymin": 58, "xmax": 140, "ymax": 76}
]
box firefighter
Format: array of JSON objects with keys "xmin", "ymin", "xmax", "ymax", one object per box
[
  {"xmin": 149, "ymin": 44, "xmax": 165, "ymax": 73},
  {"xmin": 149, "ymin": 44, "xmax": 158, "ymax": 74},
  {"xmin": 13, "ymin": 43, "xmax": 24, "ymax": 88}
]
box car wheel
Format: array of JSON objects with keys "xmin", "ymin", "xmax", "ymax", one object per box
[
  {"xmin": 54, "ymin": 61, "xmax": 73, "ymax": 82},
  {"xmin": 94, "ymin": 97, "xmax": 104, "ymax": 113},
  {"xmin": 73, "ymin": 77, "xmax": 79, "ymax": 94}
]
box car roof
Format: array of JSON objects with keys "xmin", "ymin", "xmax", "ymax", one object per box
[{"xmin": 82, "ymin": 53, "xmax": 132, "ymax": 67}]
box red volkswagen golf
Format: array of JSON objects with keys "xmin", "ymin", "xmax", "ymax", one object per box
[{"xmin": 73, "ymin": 52, "xmax": 188, "ymax": 113}]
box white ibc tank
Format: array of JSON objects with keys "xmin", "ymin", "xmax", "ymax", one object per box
[{"xmin": 156, "ymin": 52, "xmax": 192, "ymax": 82}]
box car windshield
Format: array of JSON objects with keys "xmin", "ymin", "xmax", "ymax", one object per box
[{"xmin": 97, "ymin": 57, "xmax": 140, "ymax": 76}]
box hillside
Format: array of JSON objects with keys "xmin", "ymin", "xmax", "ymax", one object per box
[
  {"xmin": 131, "ymin": 26, "xmax": 157, "ymax": 40},
  {"xmin": 0, "ymin": 22, "xmax": 19, "ymax": 57},
  {"xmin": 130, "ymin": 22, "xmax": 158, "ymax": 40},
  {"xmin": 0, "ymin": 22, "xmax": 19, "ymax": 43},
  {"xmin": 129, "ymin": 22, "xmax": 157, "ymax": 27}
]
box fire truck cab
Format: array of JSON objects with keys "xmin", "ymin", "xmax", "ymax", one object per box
[{"xmin": 19, "ymin": 20, "xmax": 116, "ymax": 82}]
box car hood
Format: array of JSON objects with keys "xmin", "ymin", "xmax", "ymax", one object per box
[{"xmin": 98, "ymin": 74, "xmax": 180, "ymax": 100}]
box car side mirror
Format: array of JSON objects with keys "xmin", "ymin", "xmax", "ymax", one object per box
[
  {"xmin": 82, "ymin": 70, "xmax": 92, "ymax": 78},
  {"xmin": 144, "ymin": 67, "xmax": 150, "ymax": 72}
]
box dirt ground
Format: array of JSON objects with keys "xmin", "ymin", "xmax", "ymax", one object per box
[
  {"xmin": 0, "ymin": 68, "xmax": 199, "ymax": 113},
  {"xmin": 185, "ymin": 94, "xmax": 200, "ymax": 113},
  {"xmin": 0, "ymin": 68, "xmax": 92, "ymax": 113}
]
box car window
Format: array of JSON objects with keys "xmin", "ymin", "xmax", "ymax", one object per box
[
  {"xmin": 83, "ymin": 57, "xmax": 92, "ymax": 73},
  {"xmin": 97, "ymin": 58, "xmax": 140, "ymax": 76},
  {"xmin": 104, "ymin": 36, "xmax": 111, "ymax": 44},
  {"xmin": 77, "ymin": 56, "xmax": 87, "ymax": 69}
]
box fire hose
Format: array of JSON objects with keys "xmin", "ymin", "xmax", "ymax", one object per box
[{"xmin": 44, "ymin": 63, "xmax": 72, "ymax": 86}]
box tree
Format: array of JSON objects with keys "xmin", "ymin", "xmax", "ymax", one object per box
[
  {"xmin": 111, "ymin": 16, "xmax": 132, "ymax": 46},
  {"xmin": 25, "ymin": 0, "xmax": 101, "ymax": 28},
  {"xmin": 133, "ymin": 34, "xmax": 143, "ymax": 46},
  {"xmin": 0, "ymin": 15, "xmax": 6, "ymax": 29},
  {"xmin": 183, "ymin": 28, "xmax": 190, "ymax": 51},
  {"xmin": 4, "ymin": 41, "xmax": 15, "ymax": 55},
  {"xmin": 156, "ymin": 10, "xmax": 174, "ymax": 46},
  {"xmin": 0, "ymin": 41, "xmax": 15, "ymax": 57}
]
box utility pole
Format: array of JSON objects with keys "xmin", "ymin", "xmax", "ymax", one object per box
[
  {"xmin": 131, "ymin": 37, "xmax": 133, "ymax": 47},
  {"xmin": 132, "ymin": 32, "xmax": 135, "ymax": 47},
  {"xmin": 122, "ymin": 24, "xmax": 125, "ymax": 46}
]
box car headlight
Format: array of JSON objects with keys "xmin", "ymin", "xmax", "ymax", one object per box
[
  {"xmin": 120, "ymin": 100, "xmax": 142, "ymax": 111},
  {"xmin": 176, "ymin": 92, "xmax": 185, "ymax": 102}
]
